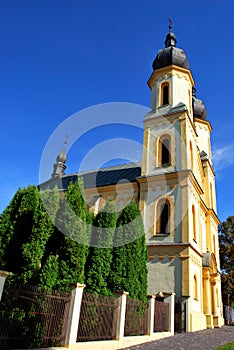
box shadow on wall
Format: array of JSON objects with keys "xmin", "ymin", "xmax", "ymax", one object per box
[{"xmin": 147, "ymin": 254, "xmax": 181, "ymax": 296}]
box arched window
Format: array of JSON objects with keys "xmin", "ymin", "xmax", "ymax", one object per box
[
  {"xmin": 161, "ymin": 82, "xmax": 169, "ymax": 106},
  {"xmin": 192, "ymin": 205, "xmax": 196, "ymax": 241},
  {"xmin": 156, "ymin": 199, "xmax": 170, "ymax": 234},
  {"xmin": 194, "ymin": 275, "xmax": 198, "ymax": 300},
  {"xmin": 158, "ymin": 134, "xmax": 171, "ymax": 166},
  {"xmin": 189, "ymin": 141, "xmax": 194, "ymax": 170}
]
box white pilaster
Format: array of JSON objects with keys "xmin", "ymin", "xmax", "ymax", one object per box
[
  {"xmin": 115, "ymin": 291, "xmax": 129, "ymax": 340},
  {"xmin": 148, "ymin": 295, "xmax": 156, "ymax": 335},
  {"xmin": 65, "ymin": 283, "xmax": 85, "ymax": 345},
  {"xmin": 164, "ymin": 292, "xmax": 175, "ymax": 334}
]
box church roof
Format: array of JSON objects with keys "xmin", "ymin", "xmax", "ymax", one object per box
[{"xmin": 40, "ymin": 162, "xmax": 142, "ymax": 192}]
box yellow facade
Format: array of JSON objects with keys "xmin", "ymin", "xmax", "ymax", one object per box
[
  {"xmin": 139, "ymin": 28, "xmax": 224, "ymax": 330},
  {"xmin": 81, "ymin": 29, "xmax": 224, "ymax": 331},
  {"xmin": 45, "ymin": 27, "xmax": 224, "ymax": 333}
]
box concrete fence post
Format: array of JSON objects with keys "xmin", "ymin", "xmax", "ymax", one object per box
[
  {"xmin": 65, "ymin": 283, "xmax": 85, "ymax": 346},
  {"xmin": 0, "ymin": 270, "xmax": 11, "ymax": 302},
  {"xmin": 114, "ymin": 291, "xmax": 129, "ymax": 340},
  {"xmin": 147, "ymin": 295, "xmax": 156, "ymax": 335},
  {"xmin": 164, "ymin": 292, "xmax": 175, "ymax": 334}
]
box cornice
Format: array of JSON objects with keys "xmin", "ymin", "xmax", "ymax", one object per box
[
  {"xmin": 194, "ymin": 117, "xmax": 212, "ymax": 132},
  {"xmin": 147, "ymin": 65, "xmax": 194, "ymax": 89},
  {"xmin": 147, "ymin": 242, "xmax": 203, "ymax": 258}
]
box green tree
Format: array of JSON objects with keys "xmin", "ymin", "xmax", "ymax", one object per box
[
  {"xmin": 39, "ymin": 254, "xmax": 59, "ymax": 289},
  {"xmin": 0, "ymin": 187, "xmax": 25, "ymax": 265},
  {"xmin": 219, "ymin": 216, "xmax": 234, "ymax": 305},
  {"xmin": 53, "ymin": 178, "xmax": 89, "ymax": 291},
  {"xmin": 109, "ymin": 201, "xmax": 148, "ymax": 301},
  {"xmin": 85, "ymin": 201, "xmax": 116, "ymax": 296},
  {"xmin": 0, "ymin": 179, "xmax": 90, "ymax": 290},
  {"xmin": 0, "ymin": 186, "xmax": 60, "ymax": 283}
]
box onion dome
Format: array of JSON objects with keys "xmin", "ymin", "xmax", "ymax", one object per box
[
  {"xmin": 51, "ymin": 136, "xmax": 68, "ymax": 178},
  {"xmin": 152, "ymin": 21, "xmax": 190, "ymax": 71},
  {"xmin": 56, "ymin": 149, "xmax": 67, "ymax": 163},
  {"xmin": 192, "ymin": 87, "xmax": 207, "ymax": 120}
]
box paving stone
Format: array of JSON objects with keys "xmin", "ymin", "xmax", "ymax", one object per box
[{"xmin": 124, "ymin": 326, "xmax": 234, "ymax": 350}]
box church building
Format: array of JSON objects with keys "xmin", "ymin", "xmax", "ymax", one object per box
[{"xmin": 41, "ymin": 25, "xmax": 224, "ymax": 332}]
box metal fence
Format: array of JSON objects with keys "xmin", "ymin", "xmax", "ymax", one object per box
[
  {"xmin": 0, "ymin": 281, "xmax": 172, "ymax": 347},
  {"xmin": 154, "ymin": 300, "xmax": 169, "ymax": 332},
  {"xmin": 77, "ymin": 291, "xmax": 118, "ymax": 341},
  {"xmin": 0, "ymin": 282, "xmax": 72, "ymax": 349},
  {"xmin": 124, "ymin": 297, "xmax": 149, "ymax": 336}
]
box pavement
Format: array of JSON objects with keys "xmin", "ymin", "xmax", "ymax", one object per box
[{"xmin": 124, "ymin": 326, "xmax": 234, "ymax": 350}]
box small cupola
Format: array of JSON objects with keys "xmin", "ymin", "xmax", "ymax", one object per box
[
  {"xmin": 165, "ymin": 19, "xmax": 177, "ymax": 47},
  {"xmin": 152, "ymin": 20, "xmax": 190, "ymax": 71},
  {"xmin": 51, "ymin": 136, "xmax": 68, "ymax": 178}
]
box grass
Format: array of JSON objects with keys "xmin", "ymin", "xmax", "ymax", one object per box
[{"xmin": 217, "ymin": 343, "xmax": 234, "ymax": 350}]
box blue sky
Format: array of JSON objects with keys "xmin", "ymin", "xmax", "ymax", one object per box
[{"xmin": 0, "ymin": 0, "xmax": 234, "ymax": 222}]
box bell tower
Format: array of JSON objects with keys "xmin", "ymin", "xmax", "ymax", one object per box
[{"xmin": 139, "ymin": 22, "xmax": 224, "ymax": 331}]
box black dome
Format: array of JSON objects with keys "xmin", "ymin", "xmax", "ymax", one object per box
[
  {"xmin": 153, "ymin": 46, "xmax": 190, "ymax": 71},
  {"xmin": 152, "ymin": 29, "xmax": 190, "ymax": 71},
  {"xmin": 192, "ymin": 88, "xmax": 207, "ymax": 120}
]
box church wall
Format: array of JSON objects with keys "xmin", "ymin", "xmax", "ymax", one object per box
[
  {"xmin": 202, "ymin": 162, "xmax": 217, "ymax": 212},
  {"xmin": 187, "ymin": 182, "xmax": 201, "ymax": 246},
  {"xmin": 190, "ymin": 255, "xmax": 203, "ymax": 313},
  {"xmin": 144, "ymin": 118, "xmax": 177, "ymax": 175},
  {"xmin": 205, "ymin": 213, "xmax": 220, "ymax": 264},
  {"xmin": 188, "ymin": 250, "xmax": 207, "ymax": 331},
  {"xmin": 148, "ymin": 67, "xmax": 194, "ymax": 116},
  {"xmin": 147, "ymin": 254, "xmax": 182, "ymax": 296},
  {"xmin": 210, "ymin": 217, "xmax": 221, "ymax": 271},
  {"xmin": 200, "ymin": 207, "xmax": 207, "ymax": 253},
  {"xmin": 143, "ymin": 111, "xmax": 193, "ymax": 176},
  {"xmin": 184, "ymin": 118, "xmax": 203, "ymax": 187},
  {"xmin": 150, "ymin": 83, "xmax": 157, "ymax": 111},
  {"xmin": 85, "ymin": 182, "xmax": 139, "ymax": 214},
  {"xmin": 171, "ymin": 72, "xmax": 193, "ymax": 116},
  {"xmin": 142, "ymin": 177, "xmax": 188, "ymax": 243},
  {"xmin": 141, "ymin": 127, "xmax": 150, "ymax": 176},
  {"xmin": 181, "ymin": 188, "xmax": 189, "ymax": 243},
  {"xmin": 144, "ymin": 182, "xmax": 177, "ymax": 241},
  {"xmin": 189, "ymin": 312, "xmax": 207, "ymax": 332},
  {"xmin": 194, "ymin": 120, "xmax": 211, "ymax": 159},
  {"xmin": 205, "ymin": 214, "xmax": 213, "ymax": 254},
  {"xmin": 180, "ymin": 114, "xmax": 204, "ymax": 190}
]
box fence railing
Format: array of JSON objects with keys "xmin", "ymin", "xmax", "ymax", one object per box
[
  {"xmin": 0, "ymin": 280, "xmax": 174, "ymax": 348},
  {"xmin": 124, "ymin": 297, "xmax": 149, "ymax": 336},
  {"xmin": 77, "ymin": 291, "xmax": 118, "ymax": 341},
  {"xmin": 0, "ymin": 282, "xmax": 72, "ymax": 349}
]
